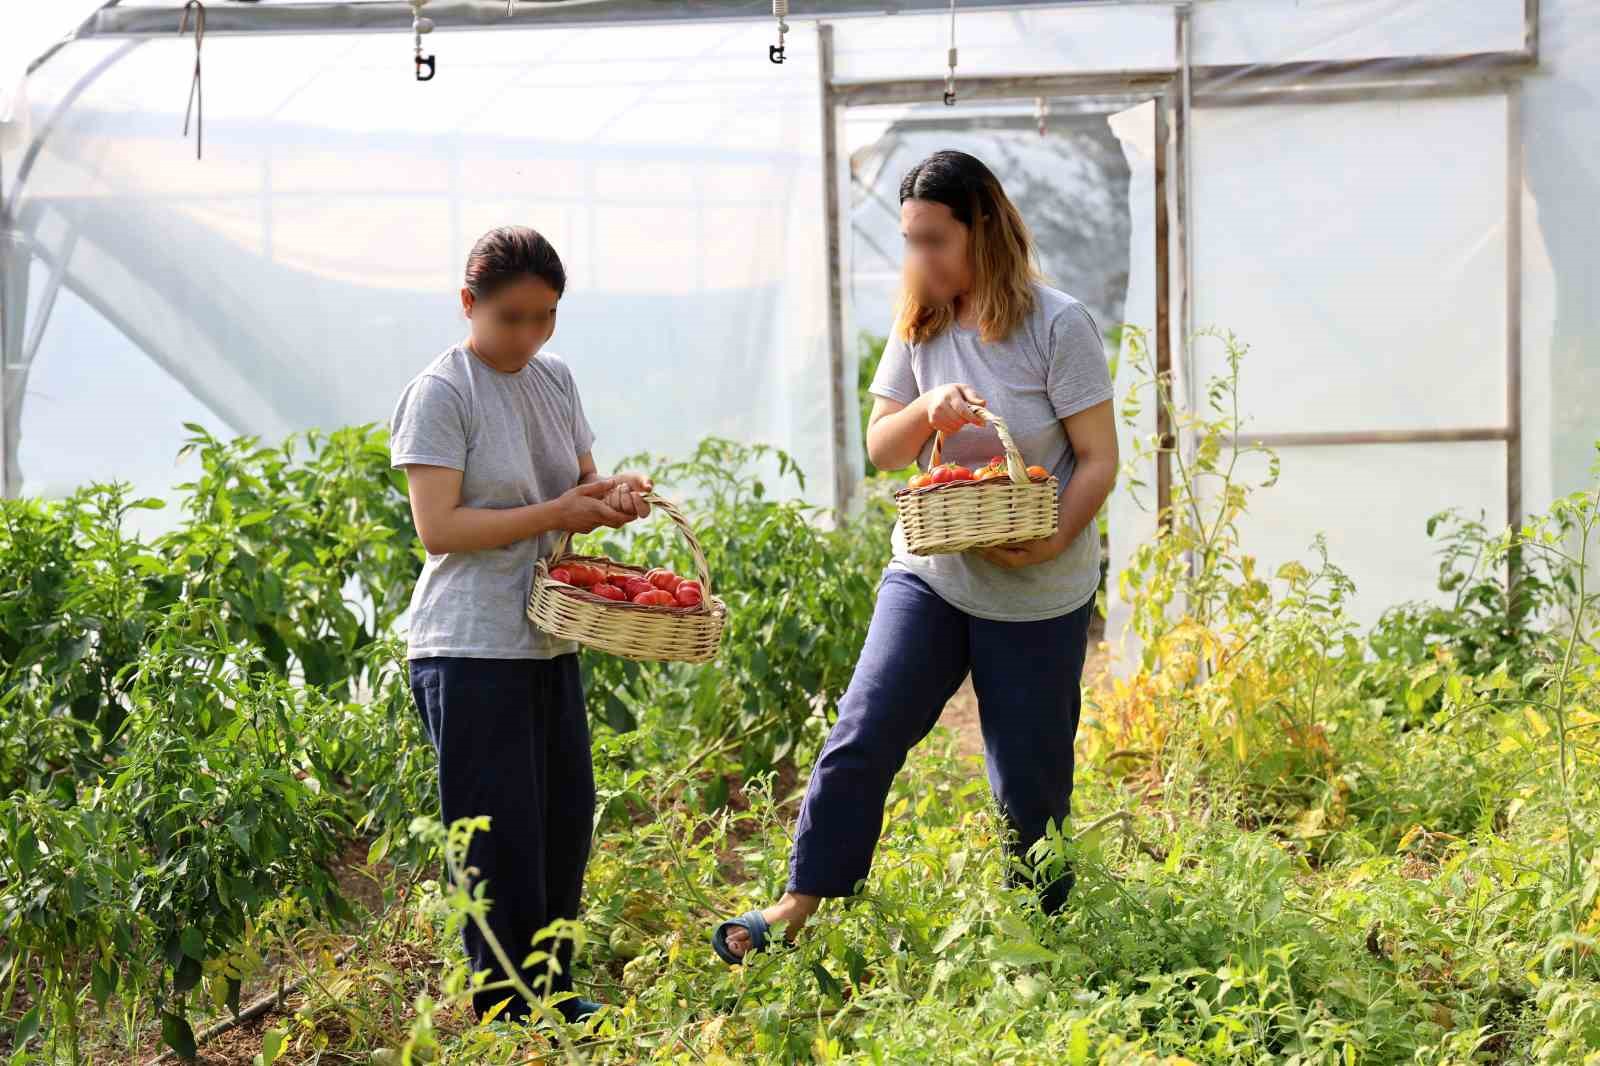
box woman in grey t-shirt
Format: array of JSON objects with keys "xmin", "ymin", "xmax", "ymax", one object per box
[
  {"xmin": 390, "ymin": 227, "xmax": 654, "ymax": 1023},
  {"xmin": 713, "ymin": 151, "xmax": 1119, "ymax": 963}
]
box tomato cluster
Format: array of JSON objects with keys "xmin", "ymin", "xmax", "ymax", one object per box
[
  {"xmin": 906, "ymin": 457, "xmax": 1050, "ymax": 490},
  {"xmin": 549, "ymin": 563, "xmax": 704, "ymax": 608}
]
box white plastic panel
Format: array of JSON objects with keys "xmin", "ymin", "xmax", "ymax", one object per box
[
  {"xmin": 1190, "ymin": 94, "xmax": 1509, "ymax": 433},
  {"xmin": 830, "ymin": 8, "xmax": 1175, "ymax": 82},
  {"xmin": 1211, "ymin": 441, "xmax": 1508, "ymax": 632},
  {"xmin": 7, "ymin": 21, "xmax": 847, "ymax": 511},
  {"xmin": 1192, "ymin": 0, "xmax": 1526, "ymax": 66}
]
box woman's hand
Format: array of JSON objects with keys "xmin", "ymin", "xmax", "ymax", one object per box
[
  {"xmin": 604, "ymin": 473, "xmax": 653, "ymax": 520},
  {"xmin": 924, "ymin": 384, "xmax": 988, "ymax": 435},
  {"xmin": 977, "ymin": 529, "xmax": 1068, "ymax": 570},
  {"xmin": 554, "ymin": 479, "xmax": 634, "ymax": 534}
]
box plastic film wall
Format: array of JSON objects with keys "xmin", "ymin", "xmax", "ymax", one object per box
[{"xmin": 4, "ymin": 20, "xmax": 842, "ymax": 521}]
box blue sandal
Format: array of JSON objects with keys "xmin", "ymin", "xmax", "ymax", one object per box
[{"xmin": 711, "ymin": 909, "xmax": 773, "ymax": 965}]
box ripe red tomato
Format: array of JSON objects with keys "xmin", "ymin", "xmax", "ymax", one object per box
[
  {"xmin": 621, "ymin": 576, "xmax": 654, "ymax": 601},
  {"xmin": 946, "ymin": 465, "xmax": 974, "ymax": 482},
  {"xmin": 566, "ymin": 564, "xmax": 601, "ymax": 587},
  {"xmin": 674, "ymin": 581, "xmax": 703, "ymax": 608},
  {"xmin": 591, "ymin": 583, "xmax": 625, "ymax": 602},
  {"xmin": 550, "ymin": 567, "xmax": 573, "ymax": 584},
  {"xmin": 646, "ymin": 568, "xmax": 682, "ymax": 593},
  {"xmin": 633, "ymin": 589, "xmax": 676, "ymax": 607}
]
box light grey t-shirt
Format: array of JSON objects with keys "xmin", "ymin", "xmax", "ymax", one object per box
[
  {"xmin": 390, "ymin": 345, "xmax": 596, "ymax": 660},
  {"xmin": 869, "ymin": 283, "xmax": 1114, "ymax": 622}
]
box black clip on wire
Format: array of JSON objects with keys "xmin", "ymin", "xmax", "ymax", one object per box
[
  {"xmin": 769, "ymin": 44, "xmax": 786, "ymax": 64},
  {"xmin": 416, "ymin": 54, "xmax": 436, "ymax": 81}
]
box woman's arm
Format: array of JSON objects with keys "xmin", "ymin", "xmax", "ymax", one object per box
[
  {"xmin": 867, "ymin": 384, "xmax": 990, "ymax": 471},
  {"xmin": 978, "ymin": 399, "xmax": 1118, "ymax": 569},
  {"xmin": 403, "ymin": 464, "xmax": 631, "ymax": 555}
]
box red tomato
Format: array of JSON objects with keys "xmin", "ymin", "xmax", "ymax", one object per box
[
  {"xmin": 928, "ymin": 466, "xmax": 954, "ymax": 485},
  {"xmin": 646, "ymin": 568, "xmax": 682, "ymax": 593},
  {"xmin": 567, "ymin": 564, "xmax": 601, "ymax": 587},
  {"xmin": 621, "ymin": 576, "xmax": 654, "ymax": 601},
  {"xmin": 633, "ymin": 589, "xmax": 676, "ymax": 607},
  {"xmin": 907, "ymin": 473, "xmax": 933, "ymax": 490},
  {"xmin": 946, "ymin": 465, "xmax": 974, "ymax": 482},
  {"xmin": 591, "ymin": 583, "xmax": 625, "ymax": 602},
  {"xmin": 674, "ymin": 581, "xmax": 703, "ymax": 608},
  {"xmin": 550, "ymin": 567, "xmax": 573, "ymax": 584}
]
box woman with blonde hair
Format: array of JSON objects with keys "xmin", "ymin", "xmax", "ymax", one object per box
[{"xmin": 712, "ymin": 150, "xmax": 1119, "ymax": 962}]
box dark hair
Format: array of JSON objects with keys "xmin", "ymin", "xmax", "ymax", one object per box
[
  {"xmin": 894, "ymin": 150, "xmax": 1039, "ymax": 344},
  {"xmin": 897, "ymin": 149, "xmax": 1001, "ymax": 225},
  {"xmin": 463, "ymin": 226, "xmax": 567, "ymax": 300}
]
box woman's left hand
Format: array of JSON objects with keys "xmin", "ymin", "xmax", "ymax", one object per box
[
  {"xmin": 605, "ymin": 472, "xmax": 654, "ymax": 520},
  {"xmin": 977, "ymin": 530, "xmax": 1067, "ymax": 569}
]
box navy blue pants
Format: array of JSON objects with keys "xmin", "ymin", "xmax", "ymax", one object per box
[
  {"xmin": 788, "ymin": 569, "xmax": 1093, "ymax": 913},
  {"xmin": 408, "ymin": 655, "xmax": 595, "ymax": 1021}
]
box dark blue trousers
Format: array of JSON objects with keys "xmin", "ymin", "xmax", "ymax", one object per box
[
  {"xmin": 408, "ymin": 655, "xmax": 595, "ymax": 1021},
  {"xmin": 788, "ymin": 569, "xmax": 1093, "ymax": 913}
]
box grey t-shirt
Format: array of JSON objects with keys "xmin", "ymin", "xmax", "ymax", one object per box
[
  {"xmin": 869, "ymin": 283, "xmax": 1114, "ymax": 622},
  {"xmin": 390, "ymin": 345, "xmax": 596, "ymax": 660}
]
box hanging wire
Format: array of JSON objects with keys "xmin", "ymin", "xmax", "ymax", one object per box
[
  {"xmin": 943, "ymin": 0, "xmax": 958, "ymax": 106},
  {"xmin": 178, "ymin": 0, "xmax": 204, "ymax": 159},
  {"xmin": 770, "ymin": 0, "xmax": 790, "ymax": 64},
  {"xmin": 411, "ymin": 0, "xmax": 436, "ymax": 81},
  {"xmin": 1035, "ymin": 95, "xmax": 1048, "ymax": 137}
]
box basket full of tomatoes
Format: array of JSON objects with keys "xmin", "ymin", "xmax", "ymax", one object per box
[
  {"xmin": 893, "ymin": 406, "xmax": 1059, "ymax": 556},
  {"xmin": 527, "ymin": 493, "xmax": 727, "ymax": 663}
]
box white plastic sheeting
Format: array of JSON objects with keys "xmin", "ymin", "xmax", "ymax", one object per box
[
  {"xmin": 6, "ymin": 0, "xmax": 1600, "ymax": 652},
  {"xmin": 1102, "ymin": 0, "xmax": 1600, "ymax": 658},
  {"xmin": 6, "ymin": 20, "xmax": 842, "ymax": 511}
]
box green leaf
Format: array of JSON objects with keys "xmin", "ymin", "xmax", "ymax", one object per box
[
  {"xmin": 92, "ymin": 960, "xmax": 117, "ymax": 1009},
  {"xmin": 989, "ymin": 940, "xmax": 1057, "ymax": 967},
  {"xmin": 810, "ymin": 962, "xmax": 842, "ymax": 1002},
  {"xmin": 367, "ymin": 829, "xmax": 393, "ymax": 868},
  {"xmin": 174, "ymin": 953, "xmax": 204, "ymax": 994},
  {"xmin": 162, "ymin": 1012, "xmax": 198, "ymax": 1060},
  {"xmin": 180, "ymin": 926, "xmax": 207, "ymax": 963},
  {"xmin": 259, "ymin": 1028, "xmax": 287, "ymax": 1066},
  {"xmin": 14, "ymin": 1004, "xmax": 40, "ymax": 1046},
  {"xmin": 932, "ymin": 919, "xmax": 970, "ymax": 955}
]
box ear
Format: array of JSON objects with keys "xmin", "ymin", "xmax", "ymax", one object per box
[{"xmin": 460, "ymin": 288, "xmax": 475, "ymax": 317}]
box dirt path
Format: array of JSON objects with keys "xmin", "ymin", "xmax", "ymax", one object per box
[{"xmin": 937, "ymin": 613, "xmax": 1110, "ymax": 761}]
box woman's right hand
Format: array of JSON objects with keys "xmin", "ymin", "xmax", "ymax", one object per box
[
  {"xmin": 554, "ymin": 479, "xmax": 633, "ymax": 534},
  {"xmin": 923, "ymin": 383, "xmax": 988, "ymax": 434}
]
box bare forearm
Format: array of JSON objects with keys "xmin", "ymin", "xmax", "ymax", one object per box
[
  {"xmin": 1053, "ymin": 455, "xmax": 1118, "ymax": 548},
  {"xmin": 867, "ymin": 397, "xmax": 935, "ymax": 471},
  {"xmin": 417, "ymin": 500, "xmax": 565, "ymax": 555}
]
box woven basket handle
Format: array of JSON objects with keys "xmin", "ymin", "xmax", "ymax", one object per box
[
  {"xmin": 928, "ymin": 406, "xmax": 1030, "ymax": 484},
  {"xmin": 546, "ymin": 491, "xmax": 713, "ymax": 596}
]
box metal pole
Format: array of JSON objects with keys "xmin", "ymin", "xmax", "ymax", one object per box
[
  {"xmin": 1506, "ymin": 82, "xmax": 1524, "ymax": 595},
  {"xmin": 819, "ymin": 24, "xmax": 852, "ymax": 516},
  {"xmin": 1153, "ymin": 93, "xmax": 1172, "ymax": 530}
]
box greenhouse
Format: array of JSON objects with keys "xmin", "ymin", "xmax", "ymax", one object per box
[{"xmin": 3, "ymin": 1, "xmax": 1600, "ymax": 1063}]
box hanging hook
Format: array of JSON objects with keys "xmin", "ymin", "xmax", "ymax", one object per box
[
  {"xmin": 943, "ymin": 0, "xmax": 958, "ymax": 106},
  {"xmin": 178, "ymin": 0, "xmax": 205, "ymax": 159},
  {"xmin": 411, "ymin": 0, "xmax": 435, "ymax": 81},
  {"xmin": 769, "ymin": 0, "xmax": 790, "ymax": 64}
]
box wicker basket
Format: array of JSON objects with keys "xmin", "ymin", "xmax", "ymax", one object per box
[
  {"xmin": 893, "ymin": 406, "xmax": 1060, "ymax": 556},
  {"xmin": 527, "ymin": 493, "xmax": 727, "ymax": 663}
]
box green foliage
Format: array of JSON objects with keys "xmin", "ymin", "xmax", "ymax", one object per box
[{"xmin": 576, "ymin": 437, "xmax": 894, "ymax": 771}]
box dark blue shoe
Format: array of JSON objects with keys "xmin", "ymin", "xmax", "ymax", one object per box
[{"xmin": 711, "ymin": 909, "xmax": 772, "ymax": 965}]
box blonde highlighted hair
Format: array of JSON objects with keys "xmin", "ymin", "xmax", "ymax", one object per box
[{"xmin": 892, "ymin": 150, "xmax": 1041, "ymax": 346}]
